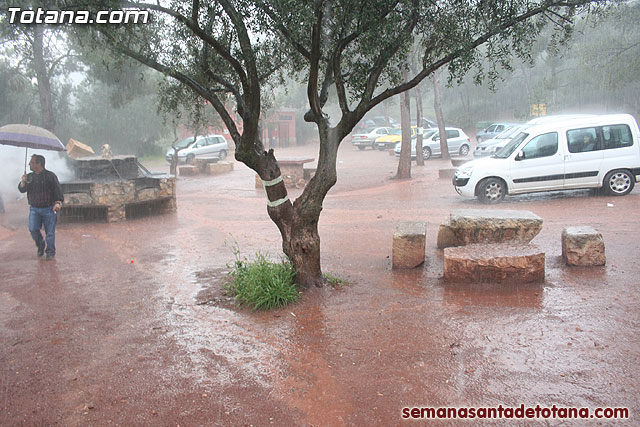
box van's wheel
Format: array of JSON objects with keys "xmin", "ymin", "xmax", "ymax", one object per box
[
  {"xmin": 219, "ymin": 150, "xmax": 227, "ymax": 160},
  {"xmin": 358, "ymin": 146, "xmax": 366, "ymax": 150},
  {"xmin": 478, "ymin": 177, "xmax": 506, "ymax": 203},
  {"xmin": 459, "ymin": 144, "xmax": 470, "ymax": 156},
  {"xmin": 604, "ymin": 169, "xmax": 634, "ymax": 196},
  {"xmin": 186, "ymin": 154, "xmax": 195, "ymax": 164},
  {"xmin": 422, "ymin": 147, "xmax": 432, "ymax": 160}
]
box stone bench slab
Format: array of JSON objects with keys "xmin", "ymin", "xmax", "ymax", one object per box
[
  {"xmin": 444, "ymin": 243, "xmax": 545, "ymax": 283},
  {"xmin": 437, "ymin": 209, "xmax": 543, "ymax": 248},
  {"xmin": 179, "ymin": 165, "xmax": 199, "ymax": 176},
  {"xmin": 562, "ymin": 226, "xmax": 606, "ymax": 266},
  {"xmin": 207, "ymin": 161, "xmax": 234, "ymax": 175}
]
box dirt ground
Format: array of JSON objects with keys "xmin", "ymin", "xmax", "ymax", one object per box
[{"xmin": 1, "ymin": 142, "xmax": 639, "ymax": 426}]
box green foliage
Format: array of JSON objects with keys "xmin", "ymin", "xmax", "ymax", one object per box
[
  {"xmin": 323, "ymin": 273, "xmax": 347, "ymax": 288},
  {"xmin": 224, "ymin": 251, "xmax": 299, "ymax": 310},
  {"xmin": 439, "ymin": 2, "xmax": 640, "ymax": 125}
]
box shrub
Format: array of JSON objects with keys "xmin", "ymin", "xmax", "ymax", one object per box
[{"xmin": 224, "ymin": 252, "xmax": 298, "ymax": 310}]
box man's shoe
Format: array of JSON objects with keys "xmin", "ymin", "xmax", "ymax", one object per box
[
  {"xmin": 37, "ymin": 243, "xmax": 45, "ymax": 257},
  {"xmin": 45, "ymin": 253, "xmax": 55, "ymax": 260}
]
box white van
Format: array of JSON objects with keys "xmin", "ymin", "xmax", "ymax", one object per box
[{"xmin": 453, "ymin": 114, "xmax": 640, "ymax": 203}]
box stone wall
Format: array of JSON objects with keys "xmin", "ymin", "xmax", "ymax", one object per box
[{"xmin": 61, "ymin": 176, "xmax": 176, "ymax": 222}]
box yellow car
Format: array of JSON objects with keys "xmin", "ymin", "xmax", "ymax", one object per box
[{"xmin": 374, "ymin": 126, "xmax": 421, "ymax": 150}]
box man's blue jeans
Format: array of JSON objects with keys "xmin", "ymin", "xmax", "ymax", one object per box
[{"xmin": 29, "ymin": 205, "xmax": 57, "ymax": 256}]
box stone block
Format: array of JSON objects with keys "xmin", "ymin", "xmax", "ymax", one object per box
[
  {"xmin": 438, "ymin": 209, "xmax": 543, "ymax": 248},
  {"xmin": 206, "ymin": 161, "xmax": 234, "ymax": 175},
  {"xmin": 304, "ymin": 167, "xmax": 316, "ymax": 180},
  {"xmin": 438, "ymin": 168, "xmax": 455, "ymax": 179},
  {"xmin": 392, "ymin": 222, "xmax": 426, "ymax": 269},
  {"xmin": 436, "ymin": 218, "xmax": 457, "ymax": 249},
  {"xmin": 66, "ymin": 138, "xmax": 95, "ymax": 158},
  {"xmin": 179, "ymin": 165, "xmax": 199, "ymax": 176},
  {"xmin": 444, "ymin": 243, "xmax": 545, "ymax": 283},
  {"xmin": 562, "ymin": 226, "xmax": 606, "ymax": 266}
]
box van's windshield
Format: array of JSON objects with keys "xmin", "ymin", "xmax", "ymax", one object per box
[{"xmin": 493, "ymin": 132, "xmax": 528, "ymax": 158}]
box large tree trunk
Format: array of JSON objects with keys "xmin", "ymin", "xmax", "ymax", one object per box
[
  {"xmin": 256, "ymin": 122, "xmax": 339, "ymax": 288},
  {"xmin": 433, "ymin": 69, "xmax": 449, "ymax": 160},
  {"xmin": 32, "ymin": 25, "xmax": 56, "ymax": 133},
  {"xmin": 395, "ymin": 68, "xmax": 412, "ymax": 179}
]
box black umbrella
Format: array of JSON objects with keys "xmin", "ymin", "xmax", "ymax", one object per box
[{"xmin": 0, "ymin": 123, "xmax": 66, "ymax": 173}]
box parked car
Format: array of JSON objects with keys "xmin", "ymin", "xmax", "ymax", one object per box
[
  {"xmin": 375, "ymin": 126, "xmax": 422, "ymax": 150},
  {"xmin": 474, "ymin": 115, "xmax": 596, "ymax": 158},
  {"xmin": 394, "ymin": 127, "xmax": 471, "ymax": 159},
  {"xmin": 476, "ymin": 122, "xmax": 519, "ymax": 143},
  {"xmin": 411, "ymin": 117, "xmax": 437, "ymax": 129},
  {"xmin": 166, "ymin": 134, "xmax": 229, "ymax": 164},
  {"xmin": 474, "ymin": 124, "xmax": 523, "ymax": 157},
  {"xmin": 353, "ymin": 116, "xmax": 397, "ymax": 133},
  {"xmin": 351, "ymin": 126, "xmax": 393, "ymax": 150},
  {"xmin": 453, "ymin": 114, "xmax": 640, "ymax": 203}
]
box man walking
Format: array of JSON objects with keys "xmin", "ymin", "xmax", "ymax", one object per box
[{"xmin": 18, "ymin": 154, "xmax": 64, "ymax": 259}]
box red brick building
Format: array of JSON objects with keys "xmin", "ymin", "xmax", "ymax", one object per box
[{"xmin": 179, "ymin": 108, "xmax": 297, "ymax": 148}]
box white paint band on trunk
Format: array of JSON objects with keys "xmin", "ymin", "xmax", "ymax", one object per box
[
  {"xmin": 262, "ymin": 175, "xmax": 283, "ymax": 187},
  {"xmin": 267, "ymin": 196, "xmax": 289, "ymax": 208}
]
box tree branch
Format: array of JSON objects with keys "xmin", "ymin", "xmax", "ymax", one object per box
[{"xmin": 120, "ymin": 0, "xmax": 250, "ymax": 93}]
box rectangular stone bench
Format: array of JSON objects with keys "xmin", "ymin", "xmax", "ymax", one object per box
[
  {"xmin": 193, "ymin": 157, "xmax": 219, "ymax": 173},
  {"xmin": 304, "ymin": 167, "xmax": 316, "ymax": 180},
  {"xmin": 437, "ymin": 209, "xmax": 543, "ymax": 248},
  {"xmin": 179, "ymin": 165, "xmax": 199, "ymax": 176},
  {"xmin": 444, "ymin": 243, "xmax": 545, "ymax": 283},
  {"xmin": 392, "ymin": 222, "xmax": 426, "ymax": 269},
  {"xmin": 206, "ymin": 161, "xmax": 234, "ymax": 175},
  {"xmin": 562, "ymin": 226, "xmax": 606, "ymax": 266}
]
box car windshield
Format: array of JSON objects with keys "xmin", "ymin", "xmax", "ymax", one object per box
[
  {"xmin": 493, "ymin": 132, "xmax": 528, "ymax": 158},
  {"xmin": 175, "ymin": 137, "xmax": 196, "ymax": 149},
  {"xmin": 423, "ymin": 130, "xmax": 437, "ymax": 139},
  {"xmin": 494, "ymin": 126, "xmax": 521, "ymax": 139}
]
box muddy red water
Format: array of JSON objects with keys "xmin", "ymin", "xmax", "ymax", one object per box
[{"xmin": 1, "ymin": 144, "xmax": 638, "ymax": 426}]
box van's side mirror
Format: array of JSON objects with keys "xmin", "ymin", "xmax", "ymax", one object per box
[{"xmin": 515, "ymin": 150, "xmax": 525, "ymax": 161}]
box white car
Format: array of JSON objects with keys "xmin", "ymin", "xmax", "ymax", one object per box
[
  {"xmin": 351, "ymin": 127, "xmax": 392, "ymax": 150},
  {"xmin": 474, "ymin": 115, "xmax": 598, "ymax": 158},
  {"xmin": 454, "ymin": 114, "xmax": 640, "ymax": 203},
  {"xmin": 474, "ymin": 124, "xmax": 524, "ymax": 157},
  {"xmin": 394, "ymin": 127, "xmax": 471, "ymax": 159},
  {"xmin": 166, "ymin": 134, "xmax": 229, "ymax": 164}
]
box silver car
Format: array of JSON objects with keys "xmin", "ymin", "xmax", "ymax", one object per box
[
  {"xmin": 166, "ymin": 134, "xmax": 229, "ymax": 164},
  {"xmin": 473, "ymin": 125, "xmax": 524, "ymax": 157},
  {"xmin": 394, "ymin": 128, "xmax": 471, "ymax": 160},
  {"xmin": 350, "ymin": 126, "xmax": 392, "ymax": 150}
]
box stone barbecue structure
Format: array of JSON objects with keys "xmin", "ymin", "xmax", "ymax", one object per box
[{"xmin": 60, "ymin": 155, "xmax": 176, "ymax": 222}]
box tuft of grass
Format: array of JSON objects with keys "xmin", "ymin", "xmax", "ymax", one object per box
[
  {"xmin": 323, "ymin": 272, "xmax": 347, "ymax": 288},
  {"xmin": 224, "ymin": 251, "xmax": 299, "ymax": 310}
]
